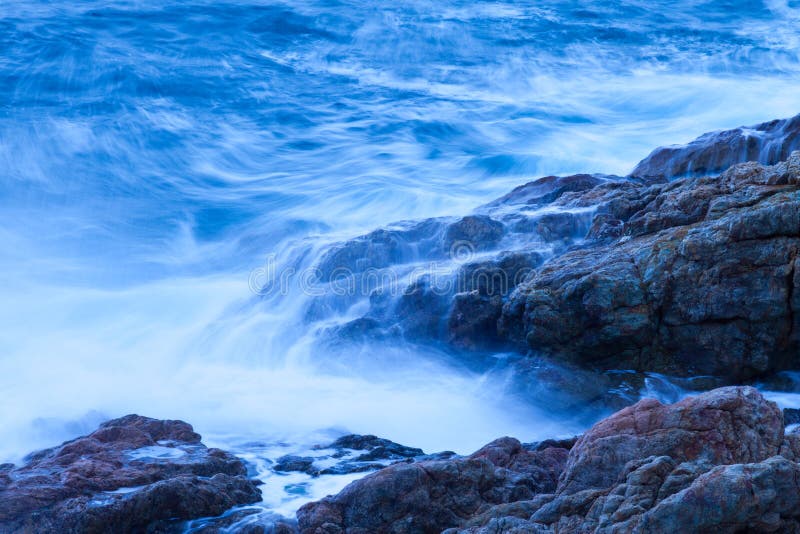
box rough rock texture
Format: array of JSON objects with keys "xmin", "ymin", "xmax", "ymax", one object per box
[
  {"xmin": 501, "ymin": 153, "xmax": 800, "ymax": 380},
  {"xmin": 0, "ymin": 415, "xmax": 261, "ymax": 533},
  {"xmin": 296, "ymin": 437, "xmax": 569, "ymax": 534},
  {"xmin": 631, "ymin": 113, "xmax": 800, "ymax": 179},
  {"xmin": 308, "ymin": 171, "xmax": 607, "ymax": 349},
  {"xmin": 298, "ymin": 387, "xmax": 800, "ymax": 534},
  {"xmin": 556, "ymin": 386, "xmax": 783, "ymax": 493},
  {"xmin": 309, "ymin": 140, "xmax": 800, "ymax": 383}
]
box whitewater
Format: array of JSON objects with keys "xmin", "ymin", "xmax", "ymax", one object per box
[{"xmin": 3, "ymin": 0, "xmax": 800, "ymax": 517}]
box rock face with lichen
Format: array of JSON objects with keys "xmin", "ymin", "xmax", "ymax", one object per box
[
  {"xmin": 298, "ymin": 386, "xmax": 800, "ymax": 534},
  {"xmin": 0, "ymin": 415, "xmax": 262, "ymax": 533}
]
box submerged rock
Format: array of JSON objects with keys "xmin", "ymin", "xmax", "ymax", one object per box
[
  {"xmin": 273, "ymin": 434, "xmax": 429, "ymax": 477},
  {"xmin": 0, "ymin": 415, "xmax": 261, "ymax": 533},
  {"xmin": 298, "ymin": 387, "xmax": 800, "ymax": 534}
]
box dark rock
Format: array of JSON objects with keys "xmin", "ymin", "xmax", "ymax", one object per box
[
  {"xmin": 394, "ymin": 275, "xmax": 450, "ymax": 338},
  {"xmin": 443, "ymin": 215, "xmax": 504, "ymax": 253},
  {"xmin": 273, "ymin": 434, "xmax": 430, "ymax": 478},
  {"xmin": 456, "ymin": 252, "xmax": 543, "ymax": 296},
  {"xmin": 447, "ymin": 291, "xmax": 505, "ymax": 350},
  {"xmin": 525, "ymin": 437, "xmax": 578, "ymax": 453},
  {"xmin": 483, "ymin": 174, "xmax": 608, "ymax": 208},
  {"xmin": 785, "ymin": 407, "xmax": 800, "ymax": 426},
  {"xmin": 511, "ymin": 359, "xmax": 646, "ymax": 419},
  {"xmin": 447, "ymin": 252, "xmax": 543, "ymax": 350},
  {"xmin": 501, "ymin": 154, "xmax": 800, "ymax": 380},
  {"xmin": 274, "ymin": 455, "xmax": 316, "ymax": 475},
  {"xmin": 327, "ymin": 434, "xmax": 423, "ymax": 461},
  {"xmin": 297, "ymin": 437, "xmax": 569, "ymax": 534},
  {"xmin": 313, "ymin": 150, "xmax": 800, "ymax": 376},
  {"xmin": 298, "ymin": 387, "xmax": 800, "ymax": 534},
  {"xmin": 587, "ymin": 212, "xmax": 623, "ymax": 241},
  {"xmin": 532, "ymin": 211, "xmax": 593, "ymax": 243},
  {"xmin": 0, "ymin": 415, "xmax": 261, "ymax": 533},
  {"xmin": 557, "ymin": 386, "xmax": 783, "ymax": 494},
  {"xmin": 631, "ymin": 113, "xmax": 800, "ymax": 179},
  {"xmin": 635, "ymin": 457, "xmax": 800, "ymax": 533},
  {"xmin": 315, "ymin": 219, "xmax": 445, "ymax": 281}
]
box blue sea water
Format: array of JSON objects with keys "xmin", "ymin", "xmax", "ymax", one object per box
[{"xmin": 2, "ymin": 0, "xmax": 800, "ymax": 516}]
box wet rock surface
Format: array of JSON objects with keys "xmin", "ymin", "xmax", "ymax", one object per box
[
  {"xmin": 298, "ymin": 387, "xmax": 800, "ymax": 534},
  {"xmin": 307, "ymin": 123, "xmax": 800, "ymax": 384},
  {"xmin": 631, "ymin": 113, "xmax": 800, "ymax": 179},
  {"xmin": 9, "ymin": 122, "xmax": 796, "ymax": 532},
  {"xmin": 297, "ymin": 436, "xmax": 570, "ymax": 534},
  {"xmin": 273, "ymin": 434, "xmax": 435, "ymax": 477},
  {"xmin": 0, "ymin": 415, "xmax": 262, "ymax": 533},
  {"xmin": 502, "ymin": 153, "xmax": 800, "ymax": 380}
]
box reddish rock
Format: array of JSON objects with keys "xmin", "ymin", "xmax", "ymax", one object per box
[
  {"xmin": 0, "ymin": 415, "xmax": 261, "ymax": 532},
  {"xmin": 299, "ymin": 387, "xmax": 800, "ymax": 534},
  {"xmin": 557, "ymin": 386, "xmax": 783, "ymax": 494},
  {"xmin": 296, "ymin": 437, "xmax": 569, "ymax": 534}
]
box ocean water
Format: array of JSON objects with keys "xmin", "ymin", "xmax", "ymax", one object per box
[{"xmin": 3, "ymin": 0, "xmax": 800, "ymax": 518}]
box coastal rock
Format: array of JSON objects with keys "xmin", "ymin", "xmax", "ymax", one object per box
[
  {"xmin": 296, "ymin": 437, "xmax": 569, "ymax": 534},
  {"xmin": 635, "ymin": 457, "xmax": 800, "ymax": 533},
  {"xmin": 315, "ymin": 219, "xmax": 446, "ymax": 282},
  {"xmin": 0, "ymin": 415, "xmax": 261, "ymax": 533},
  {"xmin": 447, "ymin": 252, "xmax": 543, "ymax": 349},
  {"xmin": 631, "ymin": 113, "xmax": 800, "ymax": 179},
  {"xmin": 299, "ymin": 387, "xmax": 800, "ymax": 534},
  {"xmin": 326, "ymin": 434, "xmax": 424, "ymax": 462},
  {"xmin": 502, "ymin": 153, "xmax": 800, "ymax": 380},
  {"xmin": 312, "ymin": 144, "xmax": 800, "ymax": 382},
  {"xmin": 556, "ymin": 386, "xmax": 783, "ymax": 493},
  {"xmin": 274, "ymin": 434, "xmax": 428, "ymax": 477},
  {"xmin": 482, "ymin": 174, "xmax": 609, "ymax": 209}
]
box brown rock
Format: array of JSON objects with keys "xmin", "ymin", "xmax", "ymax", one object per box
[
  {"xmin": 0, "ymin": 415, "xmax": 261, "ymax": 533},
  {"xmin": 557, "ymin": 386, "xmax": 783, "ymax": 494}
]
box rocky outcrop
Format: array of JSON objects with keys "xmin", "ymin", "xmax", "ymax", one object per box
[
  {"xmin": 631, "ymin": 113, "xmax": 800, "ymax": 179},
  {"xmin": 0, "ymin": 415, "xmax": 261, "ymax": 533},
  {"xmin": 556, "ymin": 386, "xmax": 783, "ymax": 493},
  {"xmin": 297, "ymin": 437, "xmax": 570, "ymax": 534},
  {"xmin": 313, "ymin": 149, "xmax": 800, "ymax": 383},
  {"xmin": 501, "ymin": 153, "xmax": 800, "ymax": 380},
  {"xmin": 298, "ymin": 387, "xmax": 800, "ymax": 534}
]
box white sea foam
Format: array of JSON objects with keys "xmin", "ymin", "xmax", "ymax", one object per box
[{"xmin": 2, "ymin": 0, "xmax": 800, "ymax": 517}]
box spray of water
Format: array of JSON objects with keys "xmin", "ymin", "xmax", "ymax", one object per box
[{"xmin": 2, "ymin": 1, "xmax": 800, "ymax": 484}]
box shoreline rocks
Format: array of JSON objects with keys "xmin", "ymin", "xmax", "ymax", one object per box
[
  {"xmin": 0, "ymin": 415, "xmax": 262, "ymax": 533},
  {"xmin": 308, "ymin": 129, "xmax": 800, "ymax": 383},
  {"xmin": 500, "ymin": 153, "xmax": 800, "ymax": 380},
  {"xmin": 631, "ymin": 113, "xmax": 800, "ymax": 180},
  {"xmin": 6, "ymin": 388, "xmax": 799, "ymax": 533},
  {"xmin": 298, "ymin": 386, "xmax": 800, "ymax": 534},
  {"xmin": 297, "ymin": 436, "xmax": 571, "ymax": 534},
  {"xmin": 273, "ymin": 434, "xmax": 445, "ymax": 477}
]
